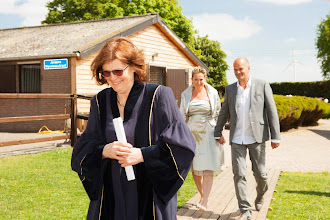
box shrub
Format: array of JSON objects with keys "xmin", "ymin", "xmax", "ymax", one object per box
[
  {"xmin": 274, "ymin": 95, "xmax": 330, "ymax": 131},
  {"xmin": 217, "ymin": 80, "xmax": 330, "ymax": 100},
  {"xmin": 271, "ymin": 80, "xmax": 330, "ymax": 99}
]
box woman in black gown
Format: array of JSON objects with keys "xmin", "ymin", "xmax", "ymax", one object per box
[{"xmin": 71, "ymin": 37, "xmax": 196, "ymax": 220}]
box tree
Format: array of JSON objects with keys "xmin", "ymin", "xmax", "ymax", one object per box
[
  {"xmin": 194, "ymin": 35, "xmax": 228, "ymax": 87},
  {"xmin": 316, "ymin": 11, "xmax": 330, "ymax": 80},
  {"xmin": 42, "ymin": 0, "xmax": 229, "ymax": 85},
  {"xmin": 42, "ymin": 0, "xmax": 194, "ymax": 44}
]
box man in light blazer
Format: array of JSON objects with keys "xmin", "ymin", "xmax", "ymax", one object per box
[{"xmin": 214, "ymin": 57, "xmax": 280, "ymax": 220}]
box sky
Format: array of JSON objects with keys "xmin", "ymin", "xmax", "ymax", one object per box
[
  {"xmin": 179, "ymin": 0, "xmax": 329, "ymax": 83},
  {"xmin": 0, "ymin": 0, "xmax": 329, "ymax": 84}
]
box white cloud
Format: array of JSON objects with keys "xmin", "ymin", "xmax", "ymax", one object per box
[
  {"xmin": 0, "ymin": 0, "xmax": 49, "ymax": 27},
  {"xmin": 192, "ymin": 13, "xmax": 262, "ymax": 42},
  {"xmin": 225, "ymin": 52, "xmax": 323, "ymax": 84},
  {"xmin": 261, "ymin": 56, "xmax": 273, "ymax": 62},
  {"xmin": 291, "ymin": 49, "xmax": 317, "ymax": 56},
  {"xmin": 285, "ymin": 37, "xmax": 297, "ymax": 43},
  {"xmin": 246, "ymin": 0, "xmax": 311, "ymax": 5}
]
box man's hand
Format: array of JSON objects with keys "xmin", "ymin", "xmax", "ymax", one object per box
[
  {"xmin": 271, "ymin": 142, "xmax": 280, "ymax": 149},
  {"xmin": 217, "ymin": 136, "xmax": 226, "ymax": 145}
]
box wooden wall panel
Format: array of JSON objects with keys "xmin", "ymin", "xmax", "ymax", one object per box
[
  {"xmin": 75, "ymin": 53, "xmax": 107, "ymax": 113},
  {"xmin": 129, "ymin": 25, "xmax": 196, "ymax": 69},
  {"xmin": 75, "ymin": 24, "xmax": 196, "ymax": 114}
]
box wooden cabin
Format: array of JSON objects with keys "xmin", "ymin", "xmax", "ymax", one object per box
[{"xmin": 0, "ymin": 13, "xmax": 208, "ymax": 132}]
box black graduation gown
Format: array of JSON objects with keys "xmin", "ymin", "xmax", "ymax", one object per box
[{"xmin": 71, "ymin": 83, "xmax": 196, "ymax": 220}]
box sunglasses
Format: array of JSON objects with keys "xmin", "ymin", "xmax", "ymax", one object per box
[{"xmin": 99, "ymin": 64, "xmax": 129, "ymax": 77}]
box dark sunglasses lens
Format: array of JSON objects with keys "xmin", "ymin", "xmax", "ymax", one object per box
[
  {"xmin": 101, "ymin": 70, "xmax": 111, "ymax": 77},
  {"xmin": 112, "ymin": 70, "xmax": 124, "ymax": 76}
]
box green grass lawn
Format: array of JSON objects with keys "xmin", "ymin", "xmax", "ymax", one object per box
[
  {"xmin": 178, "ymin": 172, "xmax": 197, "ymax": 208},
  {"xmin": 0, "ymin": 148, "xmax": 89, "ymax": 219},
  {"xmin": 267, "ymin": 172, "xmax": 330, "ymax": 220},
  {"xmin": 2, "ymin": 148, "xmax": 330, "ymax": 219},
  {"xmin": 0, "ymin": 148, "xmax": 196, "ymax": 219}
]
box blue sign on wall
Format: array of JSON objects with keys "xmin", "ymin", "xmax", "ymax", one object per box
[{"xmin": 44, "ymin": 58, "xmax": 68, "ymax": 70}]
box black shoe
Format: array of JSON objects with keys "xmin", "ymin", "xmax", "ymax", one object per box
[
  {"xmin": 237, "ymin": 211, "xmax": 252, "ymax": 220},
  {"xmin": 255, "ymin": 196, "xmax": 264, "ymax": 211}
]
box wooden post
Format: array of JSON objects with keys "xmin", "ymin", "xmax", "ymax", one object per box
[{"xmin": 70, "ymin": 94, "xmax": 77, "ymax": 147}]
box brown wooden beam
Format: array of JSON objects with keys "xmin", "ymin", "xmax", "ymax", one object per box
[
  {"xmin": 0, "ymin": 135, "xmax": 70, "ymax": 147},
  {"xmin": 77, "ymin": 94, "xmax": 92, "ymax": 100},
  {"xmin": 0, "ymin": 94, "xmax": 72, "ymax": 99},
  {"xmin": 0, "ymin": 114, "xmax": 70, "ymax": 123},
  {"xmin": 77, "ymin": 113, "xmax": 89, "ymax": 120}
]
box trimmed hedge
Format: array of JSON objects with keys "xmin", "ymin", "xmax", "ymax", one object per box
[
  {"xmin": 217, "ymin": 80, "xmax": 330, "ymax": 99},
  {"xmin": 274, "ymin": 95, "xmax": 330, "ymax": 131},
  {"xmin": 217, "ymin": 87, "xmax": 330, "ymax": 131},
  {"xmin": 270, "ymin": 80, "xmax": 330, "ymax": 99}
]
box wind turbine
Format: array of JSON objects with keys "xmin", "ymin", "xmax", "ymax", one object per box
[{"xmin": 282, "ymin": 51, "xmax": 301, "ymax": 82}]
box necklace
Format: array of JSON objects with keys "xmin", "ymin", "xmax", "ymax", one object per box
[{"xmin": 117, "ymin": 96, "xmax": 125, "ymax": 107}]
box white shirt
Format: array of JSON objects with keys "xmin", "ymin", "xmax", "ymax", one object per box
[{"xmin": 232, "ymin": 77, "xmax": 256, "ymax": 145}]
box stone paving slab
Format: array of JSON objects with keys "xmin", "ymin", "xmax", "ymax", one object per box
[
  {"xmin": 266, "ymin": 119, "xmax": 330, "ymax": 172},
  {"xmin": 0, "ymin": 132, "xmax": 71, "ymax": 157},
  {"xmin": 0, "ymin": 132, "xmax": 68, "ymax": 142},
  {"xmin": 221, "ymin": 119, "xmax": 330, "ymax": 172},
  {"xmin": 177, "ymin": 168, "xmax": 281, "ymax": 220},
  {"xmin": 177, "ymin": 119, "xmax": 330, "ymax": 219},
  {"xmin": 0, "ymin": 140, "xmax": 70, "ymax": 157}
]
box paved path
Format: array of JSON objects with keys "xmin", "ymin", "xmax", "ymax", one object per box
[
  {"xmin": 177, "ymin": 119, "xmax": 330, "ymax": 219},
  {"xmin": 220, "ymin": 119, "xmax": 330, "ymax": 172},
  {"xmin": 266, "ymin": 119, "xmax": 330, "ymax": 172},
  {"xmin": 177, "ymin": 168, "xmax": 280, "ymax": 220},
  {"xmin": 0, "ymin": 132, "xmax": 70, "ymax": 157}
]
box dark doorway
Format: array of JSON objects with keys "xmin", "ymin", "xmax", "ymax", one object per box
[
  {"xmin": 166, "ymin": 69, "xmax": 188, "ymax": 106},
  {"xmin": 0, "ymin": 65, "xmax": 16, "ymax": 93}
]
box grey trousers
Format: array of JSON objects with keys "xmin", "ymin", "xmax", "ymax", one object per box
[{"xmin": 231, "ymin": 142, "xmax": 268, "ymax": 213}]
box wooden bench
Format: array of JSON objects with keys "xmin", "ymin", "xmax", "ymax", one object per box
[{"xmin": 177, "ymin": 167, "xmax": 280, "ymax": 220}]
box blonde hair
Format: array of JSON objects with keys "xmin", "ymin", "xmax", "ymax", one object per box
[{"xmin": 191, "ymin": 66, "xmax": 207, "ymax": 78}]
